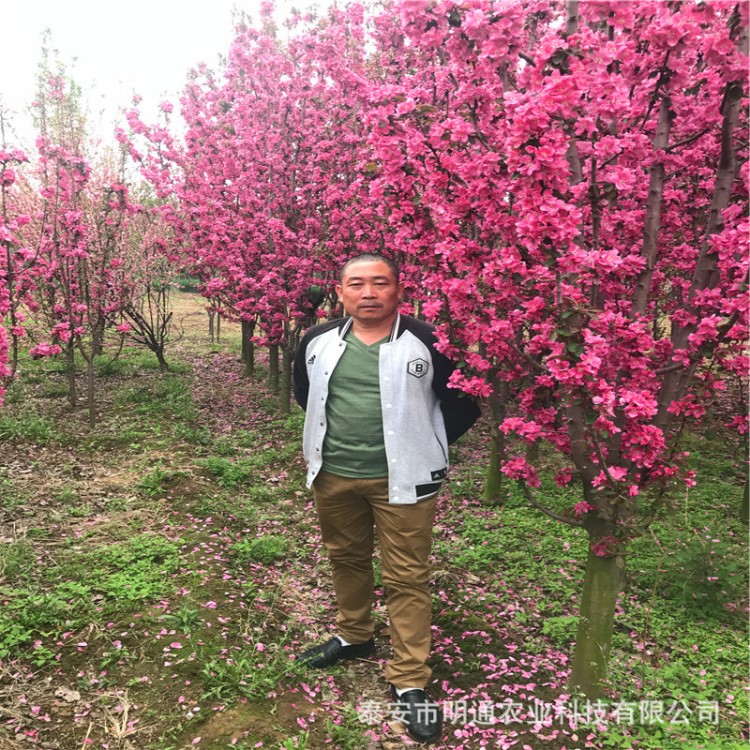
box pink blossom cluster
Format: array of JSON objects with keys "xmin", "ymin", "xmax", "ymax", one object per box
[
  {"xmin": 0, "ymin": 65, "xmax": 179, "ymax": 392},
  {"xmin": 359, "ymin": 0, "xmax": 748, "ymax": 552},
  {"xmin": 0, "ymin": 145, "xmax": 31, "ymax": 404}
]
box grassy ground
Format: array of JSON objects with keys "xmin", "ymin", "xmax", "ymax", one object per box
[{"xmin": 0, "ymin": 292, "xmax": 746, "ymax": 750}]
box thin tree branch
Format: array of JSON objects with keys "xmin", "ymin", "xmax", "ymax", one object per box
[
  {"xmin": 520, "ymin": 481, "xmax": 585, "ymax": 527},
  {"xmin": 664, "ymin": 127, "xmax": 711, "ymax": 153}
]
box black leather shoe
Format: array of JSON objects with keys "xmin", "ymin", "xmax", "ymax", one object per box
[
  {"xmin": 296, "ymin": 637, "xmax": 375, "ymax": 668},
  {"xmin": 390, "ymin": 684, "xmax": 442, "ymax": 744}
]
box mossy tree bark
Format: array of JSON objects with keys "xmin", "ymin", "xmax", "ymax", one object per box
[
  {"xmin": 268, "ymin": 344, "xmax": 280, "ymax": 393},
  {"xmin": 241, "ymin": 319, "xmax": 255, "ymax": 377},
  {"xmin": 483, "ymin": 376, "xmax": 508, "ymax": 506},
  {"xmin": 483, "ymin": 437, "xmax": 505, "ymax": 506},
  {"xmin": 155, "ymin": 350, "xmax": 170, "ymax": 373},
  {"xmin": 85, "ymin": 355, "xmax": 96, "ymax": 427},
  {"xmin": 279, "ymin": 344, "xmax": 293, "ymax": 415},
  {"xmin": 568, "ymin": 522, "xmax": 625, "ymax": 698},
  {"xmin": 65, "ymin": 340, "xmax": 77, "ymax": 409}
]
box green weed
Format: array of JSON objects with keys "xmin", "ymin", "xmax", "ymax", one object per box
[
  {"xmin": 95, "ymin": 355, "xmax": 131, "ymax": 377},
  {"xmin": 85, "ymin": 421, "xmax": 156, "ymax": 451},
  {"xmin": 14, "ymin": 533, "xmax": 184, "ymax": 626},
  {"xmin": 235, "ymin": 430, "xmax": 259, "ymax": 448},
  {"xmin": 246, "ymin": 485, "xmax": 282, "ymax": 503},
  {"xmin": 54, "ymin": 485, "xmax": 79, "ymax": 503},
  {"xmin": 258, "ymin": 396, "xmax": 280, "ymax": 416},
  {"xmin": 201, "ymin": 457, "xmax": 253, "ymax": 487},
  {"xmin": 283, "ymin": 410, "xmax": 305, "ymax": 433},
  {"xmin": 0, "ymin": 410, "xmax": 55, "ymax": 443},
  {"xmin": 208, "ymin": 444, "xmax": 296, "ymax": 478},
  {"xmin": 99, "ymin": 643, "xmax": 136, "ymax": 670},
  {"xmin": 279, "ymin": 732, "xmax": 310, "ymax": 750},
  {"xmin": 541, "ymin": 614, "xmax": 579, "ymax": 647},
  {"xmin": 1, "ymin": 381, "xmax": 25, "ymax": 404},
  {"xmin": 138, "ymin": 463, "xmax": 173, "ymax": 496},
  {"xmin": 98, "ymin": 347, "xmax": 189, "ymax": 376},
  {"xmin": 201, "ymin": 640, "xmax": 304, "ymax": 702},
  {"xmin": 114, "ymin": 375, "xmax": 196, "ymax": 421},
  {"xmin": 173, "ymin": 274, "xmax": 201, "ymax": 292},
  {"xmin": 0, "ymin": 539, "xmax": 35, "ymax": 583},
  {"xmin": 161, "ymin": 603, "xmax": 202, "ymax": 633},
  {"xmin": 39, "ymin": 382, "xmax": 70, "ymax": 399},
  {"xmin": 213, "ymin": 439, "xmax": 237, "ymax": 456},
  {"xmin": 191, "ymin": 494, "xmax": 257, "ymax": 527},
  {"xmin": 174, "ymin": 423, "xmax": 213, "ymax": 445},
  {"xmin": 231, "ymin": 535, "xmax": 289, "ymax": 565},
  {"xmin": 324, "ymin": 708, "xmax": 370, "ymax": 749},
  {"xmin": 91, "ymin": 534, "xmax": 182, "ymax": 604},
  {"xmin": 66, "ymin": 503, "xmax": 94, "ymax": 518},
  {"xmin": 104, "ymin": 496, "xmax": 130, "ymax": 512},
  {"xmin": 0, "ymin": 472, "xmax": 24, "ymax": 511},
  {"xmin": 0, "ymin": 533, "xmax": 180, "ymax": 657},
  {"xmin": 434, "ymin": 507, "xmax": 586, "ymax": 605},
  {"xmin": 0, "ymin": 581, "xmax": 95, "ymax": 656}
]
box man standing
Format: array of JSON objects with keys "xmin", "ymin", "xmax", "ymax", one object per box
[{"xmin": 292, "ymin": 254, "xmax": 481, "ymax": 744}]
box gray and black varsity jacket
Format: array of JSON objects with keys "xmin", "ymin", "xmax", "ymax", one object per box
[{"xmin": 293, "ymin": 313, "xmax": 481, "ymax": 504}]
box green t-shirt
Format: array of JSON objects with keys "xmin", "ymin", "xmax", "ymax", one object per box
[{"xmin": 321, "ymin": 331, "xmax": 389, "ymax": 478}]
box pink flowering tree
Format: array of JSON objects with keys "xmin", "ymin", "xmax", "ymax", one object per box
[
  {"xmin": 0, "ymin": 110, "xmax": 33, "ymax": 399},
  {"xmin": 0, "ymin": 280, "xmax": 7, "ymax": 407},
  {"xmin": 126, "ymin": 4, "xmax": 385, "ymax": 411},
  {"xmin": 366, "ymin": 0, "xmax": 748, "ymax": 696},
  {"xmin": 24, "ymin": 51, "xmax": 137, "ymax": 425},
  {"xmin": 106, "ymin": 187, "xmax": 184, "ymax": 372}
]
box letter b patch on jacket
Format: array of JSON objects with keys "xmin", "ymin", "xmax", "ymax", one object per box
[{"xmin": 407, "ymin": 358, "xmax": 429, "ymax": 378}]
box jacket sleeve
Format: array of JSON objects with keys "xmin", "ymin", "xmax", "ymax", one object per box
[
  {"xmin": 431, "ymin": 349, "xmax": 482, "ymax": 445},
  {"xmin": 293, "ymin": 332, "xmax": 310, "ymax": 411}
]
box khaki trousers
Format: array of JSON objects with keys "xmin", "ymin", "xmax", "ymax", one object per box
[{"xmin": 312, "ymin": 470, "xmax": 437, "ymax": 688}]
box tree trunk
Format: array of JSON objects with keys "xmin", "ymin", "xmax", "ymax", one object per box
[
  {"xmin": 216, "ymin": 314, "xmax": 221, "ymax": 343},
  {"xmin": 91, "ymin": 317, "xmax": 106, "ymax": 358},
  {"xmin": 241, "ymin": 319, "xmax": 255, "ymax": 377},
  {"xmin": 565, "ymin": 0, "xmax": 579, "ymax": 36},
  {"xmin": 268, "ymin": 344, "xmax": 280, "ymax": 393},
  {"xmin": 279, "ymin": 344, "xmax": 293, "ymax": 415},
  {"xmin": 656, "ymin": 77, "xmax": 743, "ymax": 427},
  {"xmin": 9, "ymin": 322, "xmax": 19, "ymax": 378},
  {"xmin": 483, "ymin": 382, "xmax": 508, "ymax": 506},
  {"xmin": 632, "ymin": 95, "xmax": 671, "ymax": 317},
  {"xmin": 86, "ymin": 354, "xmax": 96, "ymax": 428},
  {"xmin": 741, "ymin": 478, "xmax": 749, "ymax": 525},
  {"xmin": 569, "ymin": 525, "xmax": 625, "ymax": 698},
  {"xmin": 5, "ymin": 241, "xmax": 20, "ymax": 378},
  {"xmin": 483, "ymin": 435, "xmax": 505, "ymax": 506},
  {"xmin": 65, "ymin": 341, "xmax": 77, "ymax": 409},
  {"xmin": 208, "ymin": 311, "xmax": 215, "ymax": 343},
  {"xmin": 480, "ymin": 361, "xmax": 510, "ymax": 504},
  {"xmin": 156, "ymin": 348, "xmax": 170, "ymax": 373}
]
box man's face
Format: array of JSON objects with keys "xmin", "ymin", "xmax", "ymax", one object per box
[{"xmin": 336, "ymin": 260, "xmax": 403, "ymax": 327}]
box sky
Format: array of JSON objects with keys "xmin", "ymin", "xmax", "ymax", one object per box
[{"xmin": 0, "ymin": 0, "xmax": 314, "ymax": 150}]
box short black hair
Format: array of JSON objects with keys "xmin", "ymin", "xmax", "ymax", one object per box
[{"xmin": 340, "ymin": 254, "xmax": 400, "ymax": 283}]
